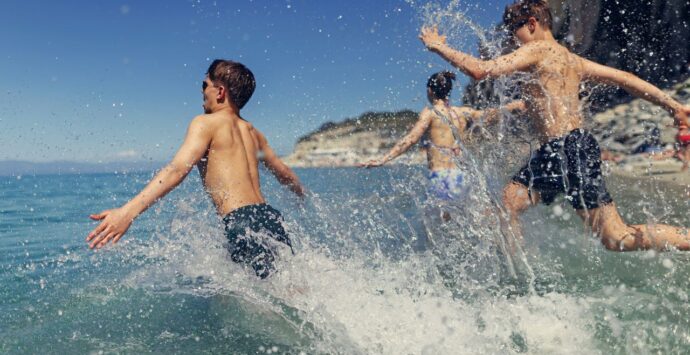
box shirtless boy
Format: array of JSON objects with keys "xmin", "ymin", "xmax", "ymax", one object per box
[
  {"xmin": 360, "ymin": 71, "xmax": 523, "ymax": 202},
  {"xmin": 86, "ymin": 59, "xmax": 304, "ymax": 278},
  {"xmin": 420, "ymin": 0, "xmax": 690, "ymax": 251}
]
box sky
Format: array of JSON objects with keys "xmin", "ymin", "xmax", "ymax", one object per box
[{"xmin": 0, "ymin": 0, "xmax": 514, "ymax": 162}]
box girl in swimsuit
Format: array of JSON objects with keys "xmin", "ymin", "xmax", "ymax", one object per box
[{"xmin": 359, "ymin": 71, "xmax": 524, "ymax": 201}]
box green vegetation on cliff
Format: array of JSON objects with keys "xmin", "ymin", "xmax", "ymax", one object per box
[{"xmin": 298, "ymin": 109, "xmax": 419, "ymax": 142}]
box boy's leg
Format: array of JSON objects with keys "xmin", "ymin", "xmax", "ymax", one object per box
[
  {"xmin": 677, "ymin": 145, "xmax": 690, "ymax": 171},
  {"xmin": 577, "ymin": 203, "xmax": 690, "ymax": 251},
  {"xmin": 501, "ymin": 181, "xmax": 539, "ymax": 243}
]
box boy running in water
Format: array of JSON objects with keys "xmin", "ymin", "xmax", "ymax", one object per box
[
  {"xmin": 87, "ymin": 60, "xmax": 304, "ymax": 278},
  {"xmin": 420, "ymin": 0, "xmax": 690, "ymax": 251}
]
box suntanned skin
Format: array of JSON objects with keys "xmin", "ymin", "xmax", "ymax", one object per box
[
  {"xmin": 360, "ymin": 88, "xmax": 524, "ymax": 170},
  {"xmin": 234, "ymin": 118, "xmax": 305, "ymax": 203},
  {"xmin": 86, "ymin": 76, "xmax": 304, "ymax": 249},
  {"xmin": 420, "ymin": 18, "xmax": 690, "ymax": 251}
]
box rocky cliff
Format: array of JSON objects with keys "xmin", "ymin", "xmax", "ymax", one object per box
[
  {"xmin": 550, "ymin": 0, "xmax": 690, "ymax": 86},
  {"xmin": 465, "ymin": 0, "xmax": 690, "ymax": 107},
  {"xmin": 592, "ymin": 77, "xmax": 690, "ymax": 154},
  {"xmin": 282, "ymin": 110, "xmax": 425, "ymax": 167}
]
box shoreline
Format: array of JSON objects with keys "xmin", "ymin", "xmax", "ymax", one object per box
[
  {"xmin": 608, "ymin": 158, "xmax": 690, "ymax": 187},
  {"xmin": 285, "ymin": 154, "xmax": 690, "ymax": 189}
]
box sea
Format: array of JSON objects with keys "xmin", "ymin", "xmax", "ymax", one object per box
[
  {"xmin": 1, "ymin": 163, "xmax": 690, "ymax": 354},
  {"xmin": 4, "ymin": 1, "xmax": 690, "ymax": 353}
]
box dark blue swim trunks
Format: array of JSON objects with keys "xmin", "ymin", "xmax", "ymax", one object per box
[
  {"xmin": 222, "ymin": 203, "xmax": 293, "ymax": 279},
  {"xmin": 512, "ymin": 129, "xmax": 613, "ymax": 210}
]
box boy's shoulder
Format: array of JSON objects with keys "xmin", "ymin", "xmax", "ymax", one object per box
[
  {"xmin": 453, "ymin": 106, "xmax": 477, "ymax": 113},
  {"xmin": 237, "ymin": 117, "xmax": 255, "ymax": 130},
  {"xmin": 520, "ymin": 40, "xmax": 557, "ymax": 54}
]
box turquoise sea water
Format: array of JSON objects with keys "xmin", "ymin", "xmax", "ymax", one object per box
[{"xmin": 1, "ymin": 165, "xmax": 690, "ymax": 354}]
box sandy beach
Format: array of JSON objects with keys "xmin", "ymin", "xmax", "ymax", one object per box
[{"xmin": 610, "ymin": 157, "xmax": 690, "ymax": 188}]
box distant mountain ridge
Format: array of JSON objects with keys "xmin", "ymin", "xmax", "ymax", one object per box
[{"xmin": 0, "ymin": 160, "xmax": 164, "ymax": 176}]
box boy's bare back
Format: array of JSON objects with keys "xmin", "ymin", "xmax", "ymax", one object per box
[{"xmin": 195, "ymin": 112, "xmax": 264, "ymax": 215}]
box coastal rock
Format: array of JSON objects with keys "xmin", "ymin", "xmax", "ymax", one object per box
[
  {"xmin": 552, "ymin": 0, "xmax": 690, "ymax": 88},
  {"xmin": 282, "ymin": 110, "xmax": 425, "ymax": 168},
  {"xmin": 592, "ymin": 78, "xmax": 690, "ymax": 154},
  {"xmin": 465, "ymin": 0, "xmax": 690, "ymax": 108}
]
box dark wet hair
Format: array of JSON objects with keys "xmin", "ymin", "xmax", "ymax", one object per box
[
  {"xmin": 206, "ymin": 59, "xmax": 256, "ymax": 109},
  {"xmin": 503, "ymin": 0, "xmax": 553, "ymax": 33},
  {"xmin": 427, "ymin": 71, "xmax": 456, "ymax": 100}
]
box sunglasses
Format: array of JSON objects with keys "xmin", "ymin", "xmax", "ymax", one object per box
[
  {"xmin": 507, "ymin": 20, "xmax": 528, "ymax": 33},
  {"xmin": 202, "ymin": 81, "xmax": 210, "ymax": 90},
  {"xmin": 508, "ymin": 17, "xmax": 539, "ymax": 33}
]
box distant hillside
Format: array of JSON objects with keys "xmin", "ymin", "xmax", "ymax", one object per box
[
  {"xmin": 284, "ymin": 110, "xmax": 424, "ymax": 167},
  {"xmin": 297, "ymin": 110, "xmax": 419, "ymax": 142}
]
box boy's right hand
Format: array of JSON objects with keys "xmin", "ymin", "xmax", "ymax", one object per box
[
  {"xmin": 673, "ymin": 105, "xmax": 690, "ymax": 128},
  {"xmin": 419, "ymin": 26, "xmax": 447, "ymax": 51}
]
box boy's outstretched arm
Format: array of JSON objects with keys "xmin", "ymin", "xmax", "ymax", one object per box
[
  {"xmin": 419, "ymin": 27, "xmax": 542, "ymax": 80},
  {"xmin": 472, "ymin": 100, "xmax": 526, "ymax": 124},
  {"xmin": 86, "ymin": 116, "xmax": 212, "ymax": 249},
  {"xmin": 257, "ymin": 131, "xmax": 305, "ymax": 198},
  {"xmin": 359, "ymin": 110, "xmax": 432, "ymax": 168},
  {"xmin": 580, "ymin": 58, "xmax": 690, "ymax": 127}
]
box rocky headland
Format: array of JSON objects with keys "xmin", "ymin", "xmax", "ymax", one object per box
[
  {"xmin": 283, "ymin": 78, "xmax": 690, "ymax": 186},
  {"xmin": 282, "ymin": 110, "xmax": 425, "ymax": 167}
]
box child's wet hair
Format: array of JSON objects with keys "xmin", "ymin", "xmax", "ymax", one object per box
[
  {"xmin": 207, "ymin": 59, "xmax": 256, "ymax": 109},
  {"xmin": 503, "ymin": 0, "xmax": 553, "ymax": 32},
  {"xmin": 427, "ymin": 71, "xmax": 456, "ymax": 100}
]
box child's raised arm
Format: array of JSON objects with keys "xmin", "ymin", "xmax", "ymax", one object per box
[{"xmin": 420, "ymin": 26, "xmax": 544, "ymax": 81}]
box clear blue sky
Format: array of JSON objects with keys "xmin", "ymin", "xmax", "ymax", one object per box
[{"xmin": 0, "ymin": 0, "xmax": 513, "ymax": 162}]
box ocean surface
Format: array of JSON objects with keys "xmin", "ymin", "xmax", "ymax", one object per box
[{"xmin": 1, "ymin": 164, "xmax": 690, "ymax": 354}]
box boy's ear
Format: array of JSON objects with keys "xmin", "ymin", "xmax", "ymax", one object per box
[
  {"xmin": 528, "ymin": 17, "xmax": 538, "ymax": 33},
  {"xmin": 217, "ymin": 86, "xmax": 226, "ymax": 101}
]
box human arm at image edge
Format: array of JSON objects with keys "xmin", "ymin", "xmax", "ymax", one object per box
[{"xmin": 471, "ymin": 100, "xmax": 527, "ymax": 124}]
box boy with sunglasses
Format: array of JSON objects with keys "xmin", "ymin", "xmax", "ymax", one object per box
[
  {"xmin": 87, "ymin": 59, "xmax": 304, "ymax": 278},
  {"xmin": 420, "ymin": 0, "xmax": 690, "ymax": 251}
]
